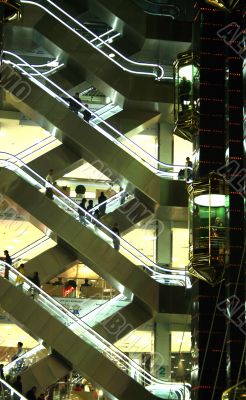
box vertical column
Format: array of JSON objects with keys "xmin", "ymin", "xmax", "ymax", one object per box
[
  {"xmin": 157, "ymin": 118, "xmax": 172, "ymax": 268},
  {"xmin": 156, "ymin": 221, "xmax": 171, "ymax": 266},
  {"xmin": 154, "ymin": 322, "xmax": 171, "ymax": 379},
  {"xmin": 224, "ymin": 7, "xmax": 246, "ymax": 387},
  {"xmin": 159, "ymin": 120, "xmax": 173, "ymax": 164}
]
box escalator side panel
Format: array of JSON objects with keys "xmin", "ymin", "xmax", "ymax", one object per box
[
  {"xmin": 21, "ymin": 354, "xmax": 71, "ymax": 394},
  {"xmin": 29, "ymin": 144, "xmax": 83, "ymax": 180},
  {"xmin": 25, "ymin": 245, "xmax": 76, "ymax": 284},
  {"xmin": 105, "ymin": 109, "xmax": 161, "ymax": 139},
  {"xmin": 94, "ymin": 301, "xmax": 151, "ymax": 343}
]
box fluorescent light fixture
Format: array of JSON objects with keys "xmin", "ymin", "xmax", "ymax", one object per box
[
  {"xmin": 194, "ymin": 194, "xmax": 225, "ymax": 207},
  {"xmin": 47, "ymin": 60, "xmax": 59, "ymax": 67}
]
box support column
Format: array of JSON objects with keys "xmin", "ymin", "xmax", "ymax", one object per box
[
  {"xmin": 156, "ymin": 221, "xmax": 171, "ymax": 266},
  {"xmin": 159, "ymin": 120, "xmax": 173, "ymax": 164},
  {"xmin": 154, "ymin": 322, "xmax": 171, "ymax": 379}
]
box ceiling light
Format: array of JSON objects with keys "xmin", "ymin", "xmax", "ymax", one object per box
[{"xmin": 194, "ymin": 194, "xmax": 225, "ymax": 207}]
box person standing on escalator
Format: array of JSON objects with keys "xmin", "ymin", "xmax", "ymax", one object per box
[
  {"xmin": 13, "ymin": 375, "xmax": 23, "ymax": 397},
  {"xmin": 26, "ymin": 386, "xmax": 37, "ymax": 400},
  {"xmin": 98, "ymin": 192, "xmax": 107, "ymax": 217},
  {"xmin": 45, "ymin": 169, "xmax": 54, "ymax": 199},
  {"xmin": 69, "ymin": 92, "xmax": 82, "ymax": 115},
  {"xmin": 112, "ymin": 223, "xmax": 120, "ymax": 251},
  {"xmin": 83, "ymin": 104, "xmax": 92, "ymax": 123},
  {"xmin": 29, "ymin": 272, "xmax": 41, "ymax": 299},
  {"xmin": 0, "ymin": 250, "xmax": 12, "ymax": 280}
]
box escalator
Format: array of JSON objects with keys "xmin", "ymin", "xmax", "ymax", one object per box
[
  {"xmin": 0, "ymin": 155, "xmax": 190, "ymax": 314},
  {"xmin": 1, "ymin": 61, "xmax": 188, "ymax": 209},
  {"xmin": 15, "ymin": 0, "xmax": 169, "ymax": 107},
  {"xmin": 0, "ymin": 262, "xmax": 191, "ymax": 400}
]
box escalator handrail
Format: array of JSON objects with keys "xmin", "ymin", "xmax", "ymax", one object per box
[
  {"xmin": 3, "ymin": 52, "xmax": 191, "ymax": 176},
  {"xmin": 0, "ymin": 261, "xmax": 190, "ymax": 391},
  {"xmin": 0, "ymin": 378, "xmax": 28, "ymax": 400},
  {"xmin": 8, "ymin": 136, "xmax": 57, "ymax": 164},
  {"xmin": 11, "ymin": 236, "xmax": 50, "ymax": 262},
  {"xmin": 134, "ymin": 0, "xmax": 180, "ymax": 18},
  {"xmin": 20, "ymin": 0, "xmax": 164, "ymax": 80},
  {"xmin": 0, "ymin": 152, "xmax": 188, "ymax": 279}
]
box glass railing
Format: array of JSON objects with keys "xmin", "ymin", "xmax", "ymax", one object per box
[
  {"xmin": 3, "ymin": 344, "xmax": 48, "ymax": 379},
  {"xmin": 3, "ymin": 52, "xmax": 191, "ymax": 179},
  {"xmin": 0, "ymin": 378, "xmax": 28, "ymax": 400},
  {"xmin": 20, "ymin": 0, "xmax": 164, "ymax": 80},
  {"xmin": 91, "ymin": 104, "xmax": 122, "ymax": 124},
  {"xmin": 0, "ymin": 261, "xmax": 191, "ymax": 399},
  {"xmin": 80, "ymin": 294, "xmax": 130, "ymax": 327},
  {"xmin": 0, "ymin": 153, "xmax": 190, "ymax": 287},
  {"xmin": 88, "ymin": 189, "xmax": 134, "ymax": 217}
]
